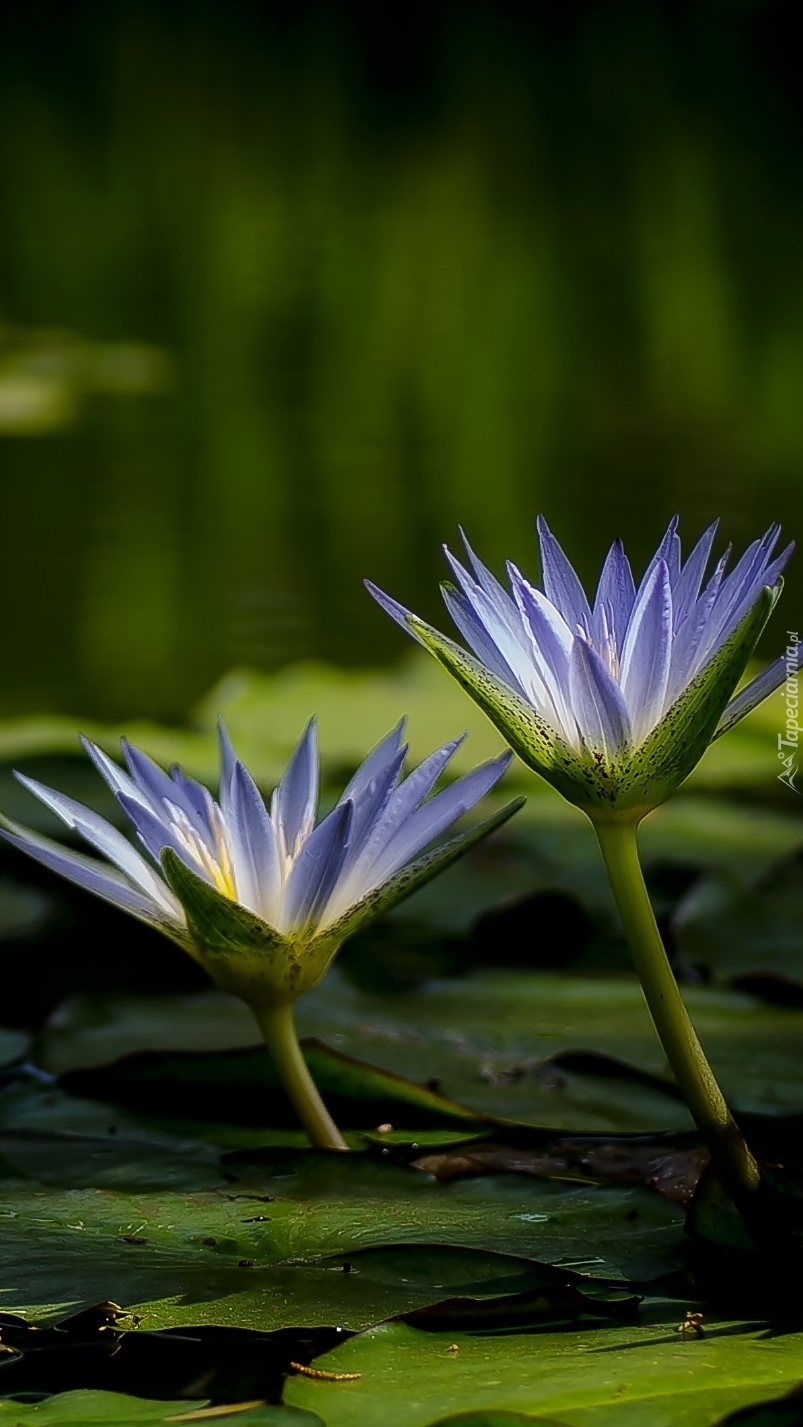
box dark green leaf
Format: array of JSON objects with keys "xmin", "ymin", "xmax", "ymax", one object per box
[{"xmin": 285, "ymin": 1316, "xmax": 803, "ymax": 1426}]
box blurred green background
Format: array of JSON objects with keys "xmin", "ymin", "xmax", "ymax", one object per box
[{"xmin": 0, "ymin": 0, "xmax": 800, "ymax": 722}]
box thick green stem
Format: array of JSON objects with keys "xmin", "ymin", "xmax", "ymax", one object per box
[
  {"xmin": 253, "ymin": 999, "xmax": 349, "ymax": 1152},
  {"xmin": 593, "ymin": 815, "xmax": 760, "ymax": 1199}
]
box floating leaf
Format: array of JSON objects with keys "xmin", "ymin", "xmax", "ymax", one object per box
[
  {"xmin": 285, "ymin": 1316, "xmax": 803, "ymax": 1426},
  {"xmin": 0, "ymin": 1391, "xmax": 318, "ymax": 1424}
]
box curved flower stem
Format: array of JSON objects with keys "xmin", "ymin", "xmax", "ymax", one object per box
[
  {"xmin": 253, "ymin": 999, "xmax": 349, "ymax": 1152},
  {"xmin": 592, "ymin": 815, "xmax": 760, "ymax": 1200}
]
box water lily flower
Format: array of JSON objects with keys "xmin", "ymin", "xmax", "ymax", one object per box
[
  {"xmin": 368, "ymin": 516, "xmax": 793, "ymax": 1207},
  {"xmin": 367, "ymin": 516, "xmax": 792, "ymax": 817},
  {"xmin": 0, "ymin": 721, "xmax": 521, "ymax": 1150}
]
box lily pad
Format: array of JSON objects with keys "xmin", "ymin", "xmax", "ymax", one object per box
[
  {"xmin": 0, "ymin": 1159, "xmax": 683, "ymax": 1329},
  {"xmin": 0, "ymin": 1392, "xmax": 319, "ymax": 1424},
  {"xmin": 285, "ymin": 1316, "xmax": 803, "ymax": 1426},
  {"xmin": 37, "ymin": 971, "xmax": 803, "ymax": 1129}
]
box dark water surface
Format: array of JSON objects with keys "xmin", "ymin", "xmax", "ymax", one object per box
[{"xmin": 1, "ymin": 1, "xmax": 802, "ymax": 719}]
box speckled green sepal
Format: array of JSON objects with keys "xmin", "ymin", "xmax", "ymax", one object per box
[{"xmin": 160, "ymin": 848, "xmax": 310, "ymax": 1003}]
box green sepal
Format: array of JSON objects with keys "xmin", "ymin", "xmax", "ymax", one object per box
[
  {"xmin": 409, "ymin": 612, "xmax": 635, "ymax": 810},
  {"xmin": 160, "ymin": 848, "xmax": 307, "ymax": 1003},
  {"xmin": 311, "ymin": 794, "xmax": 525, "ymax": 962},
  {"xmin": 160, "ymin": 847, "xmax": 285, "ymax": 955},
  {"xmin": 408, "ymin": 612, "xmax": 587, "ymax": 788},
  {"xmin": 613, "ymin": 584, "xmax": 778, "ymax": 815}
]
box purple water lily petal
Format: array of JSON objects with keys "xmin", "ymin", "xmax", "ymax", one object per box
[
  {"xmin": 672, "ymin": 520, "xmax": 718, "ymax": 634},
  {"xmin": 715, "ymin": 655, "xmax": 788, "ymax": 739},
  {"xmin": 341, "ymin": 736, "xmax": 466, "ymax": 892},
  {"xmin": 569, "ymin": 638, "xmax": 633, "ymax": 757},
  {"xmin": 338, "ymin": 742, "xmax": 408, "ymax": 869},
  {"xmin": 620, "ymin": 560, "xmax": 673, "ymax": 744},
  {"xmin": 271, "ymin": 718, "xmax": 319, "ymax": 863},
  {"xmin": 592, "ymin": 539, "xmax": 636, "ymax": 653},
  {"xmin": 537, "ymin": 515, "xmax": 593, "ymax": 630},
  {"xmin": 364, "ymin": 582, "xmax": 425, "ymax": 645},
  {"xmin": 81, "ymin": 736, "xmax": 142, "ymax": 805},
  {"xmin": 367, "ymin": 752, "xmax": 512, "ymax": 886},
  {"xmin": 282, "ymin": 799, "xmax": 354, "ymax": 931},
  {"xmin": 217, "ymin": 718, "xmax": 238, "ymax": 815},
  {"xmin": 229, "ymin": 759, "xmax": 282, "ymax": 917},
  {"xmin": 640, "ymin": 515, "xmax": 680, "ymax": 590},
  {"xmin": 459, "ymin": 529, "xmax": 524, "ymax": 633},
  {"xmin": 13, "ymin": 773, "xmax": 181, "ymax": 918},
  {"xmin": 441, "ymin": 583, "xmax": 525, "ymax": 691},
  {"xmin": 117, "ymin": 792, "xmax": 212, "ymax": 884},
  {"xmin": 0, "ymin": 815, "xmax": 177, "ymax": 928}
]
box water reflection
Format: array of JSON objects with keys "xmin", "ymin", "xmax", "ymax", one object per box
[{"xmin": 0, "ymin": 3, "xmax": 800, "ymax": 719}]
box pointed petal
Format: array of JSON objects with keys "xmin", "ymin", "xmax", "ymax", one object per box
[
  {"xmin": 282, "ymin": 799, "xmax": 353, "ymax": 932},
  {"xmin": 341, "ymin": 736, "xmax": 465, "ymax": 892},
  {"xmin": 441, "ymin": 583, "xmax": 526, "ymax": 691},
  {"xmin": 218, "ymin": 718, "xmax": 238, "ymax": 816},
  {"xmin": 117, "ymin": 792, "xmax": 210, "ymax": 882},
  {"xmin": 0, "ymin": 813, "xmax": 177, "ymax": 929},
  {"xmin": 693, "ymin": 537, "xmax": 792, "ymax": 676},
  {"xmin": 536, "ymin": 515, "xmax": 593, "ymax": 630},
  {"xmin": 364, "ymin": 581, "xmax": 426, "ymax": 645},
  {"xmin": 271, "ymin": 718, "xmax": 319, "ymax": 862},
  {"xmin": 228, "ymin": 759, "xmax": 282, "ymax": 919},
  {"xmin": 119, "ymin": 740, "xmax": 215, "ymax": 848},
  {"xmin": 642, "ymin": 515, "xmax": 681, "ymax": 588},
  {"xmin": 592, "ymin": 539, "xmax": 636, "ymax": 652},
  {"xmin": 12, "ymin": 773, "xmax": 181, "ymax": 919},
  {"xmin": 367, "ymin": 752, "xmax": 513, "ymax": 886},
  {"xmin": 338, "ymin": 739, "xmax": 408, "ymax": 867},
  {"xmin": 338, "ymin": 722, "xmax": 406, "ymax": 806},
  {"xmin": 622, "ymin": 585, "xmax": 777, "ymax": 812},
  {"xmin": 506, "ymin": 564, "xmax": 575, "ymax": 734},
  {"xmin": 80, "ymin": 736, "xmax": 143, "ymax": 805},
  {"xmin": 315, "ymin": 796, "xmax": 525, "ymax": 941},
  {"xmin": 441, "ymin": 548, "xmax": 550, "ymax": 702},
  {"xmin": 121, "ymin": 740, "xmax": 182, "ymax": 814},
  {"xmin": 672, "ymin": 520, "xmax": 718, "ymax": 632},
  {"xmin": 568, "ymin": 639, "xmax": 633, "ymax": 757},
  {"xmin": 620, "ymin": 560, "xmax": 673, "ymax": 743},
  {"xmin": 668, "ymin": 546, "xmax": 731, "ymax": 697},
  {"xmin": 714, "ymin": 655, "xmax": 788, "ymax": 739},
  {"xmin": 455, "ymin": 530, "xmax": 541, "ymax": 667},
  {"xmin": 459, "ymin": 529, "xmax": 519, "ymax": 619}
]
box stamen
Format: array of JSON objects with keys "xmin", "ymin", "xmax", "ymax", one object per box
[{"xmin": 166, "ymin": 800, "xmax": 238, "ymax": 901}]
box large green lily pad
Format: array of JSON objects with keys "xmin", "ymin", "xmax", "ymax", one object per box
[
  {"xmin": 285, "ymin": 1316, "xmax": 803, "ymax": 1426},
  {"xmin": 0, "ymin": 1392, "xmax": 319, "ymax": 1424},
  {"xmin": 37, "ymin": 971, "xmax": 803, "ymax": 1128},
  {"xmin": 0, "ymin": 1155, "xmax": 683, "ymax": 1328}
]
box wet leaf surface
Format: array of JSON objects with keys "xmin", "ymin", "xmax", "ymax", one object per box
[
  {"xmin": 285, "ymin": 1315, "xmax": 803, "ymax": 1427},
  {"xmin": 0, "ymin": 1391, "xmax": 319, "ymax": 1423},
  {"xmin": 36, "ymin": 972, "xmax": 803, "ymax": 1129},
  {"xmin": 1, "ymin": 682, "xmax": 802, "ymax": 1422}
]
